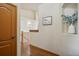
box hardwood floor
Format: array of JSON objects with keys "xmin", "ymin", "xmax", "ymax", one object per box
[
  {"xmin": 21, "ymin": 43, "xmax": 59, "ymax": 56},
  {"xmin": 30, "ymin": 45, "xmax": 59, "ymax": 56}
]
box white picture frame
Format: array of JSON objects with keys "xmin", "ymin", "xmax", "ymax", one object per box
[{"xmin": 42, "ymin": 16, "xmax": 52, "ymax": 25}]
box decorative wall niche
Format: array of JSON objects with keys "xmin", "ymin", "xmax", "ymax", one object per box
[{"xmin": 62, "ymin": 3, "xmax": 78, "ymax": 34}]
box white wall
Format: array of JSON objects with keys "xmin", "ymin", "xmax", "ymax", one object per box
[{"xmin": 30, "ymin": 3, "xmax": 79, "ymax": 56}]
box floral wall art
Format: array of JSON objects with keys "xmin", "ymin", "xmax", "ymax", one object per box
[{"xmin": 62, "ymin": 3, "xmax": 78, "ymax": 34}]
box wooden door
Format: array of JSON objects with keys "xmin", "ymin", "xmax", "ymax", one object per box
[{"xmin": 0, "ymin": 3, "xmax": 17, "ymax": 56}]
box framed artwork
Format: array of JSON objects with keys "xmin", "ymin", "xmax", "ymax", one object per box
[{"xmin": 42, "ymin": 16, "xmax": 52, "ymax": 25}]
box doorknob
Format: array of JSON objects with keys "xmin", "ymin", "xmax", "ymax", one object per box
[{"xmin": 11, "ymin": 37, "xmax": 15, "ymax": 39}]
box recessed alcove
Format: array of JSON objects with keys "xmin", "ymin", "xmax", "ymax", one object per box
[{"xmin": 62, "ymin": 3, "xmax": 78, "ymax": 34}]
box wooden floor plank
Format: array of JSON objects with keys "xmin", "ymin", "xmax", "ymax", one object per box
[
  {"xmin": 30, "ymin": 45, "xmax": 59, "ymax": 56},
  {"xmin": 21, "ymin": 43, "xmax": 59, "ymax": 56}
]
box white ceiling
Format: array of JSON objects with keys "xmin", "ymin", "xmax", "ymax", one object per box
[{"xmin": 19, "ymin": 3, "xmax": 41, "ymax": 11}]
